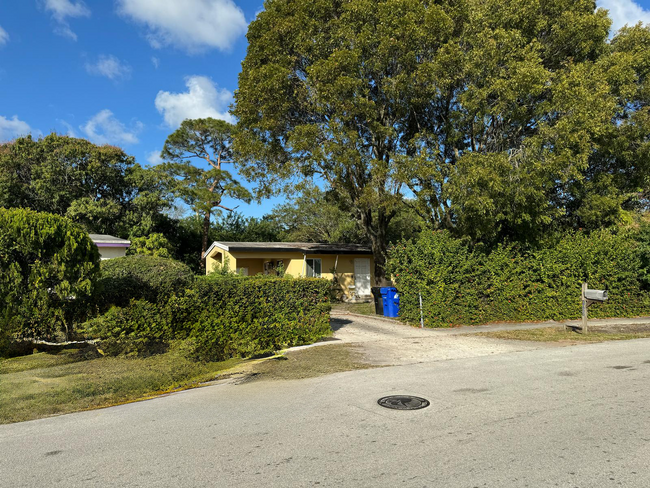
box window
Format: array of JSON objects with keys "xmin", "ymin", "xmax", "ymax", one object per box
[{"xmin": 306, "ymin": 258, "xmax": 322, "ymax": 278}]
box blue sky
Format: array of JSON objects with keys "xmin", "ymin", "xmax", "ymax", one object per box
[{"xmin": 1, "ymin": 0, "xmax": 650, "ymax": 219}]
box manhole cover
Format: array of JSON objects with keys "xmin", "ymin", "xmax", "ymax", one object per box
[{"xmin": 377, "ymin": 395, "xmax": 430, "ymax": 410}]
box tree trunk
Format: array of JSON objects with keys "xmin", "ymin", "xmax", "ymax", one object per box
[
  {"xmin": 372, "ymin": 240, "xmax": 388, "ymax": 286},
  {"xmin": 200, "ymin": 210, "xmax": 210, "ymax": 273},
  {"xmin": 359, "ymin": 208, "xmax": 390, "ymax": 286},
  {"xmin": 370, "ymin": 221, "xmax": 389, "ymax": 286}
]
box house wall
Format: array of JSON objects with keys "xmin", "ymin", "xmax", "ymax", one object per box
[
  {"xmin": 205, "ymin": 251, "xmax": 223, "ymax": 273},
  {"xmin": 233, "ymin": 258, "xmax": 265, "ymax": 276},
  {"xmin": 98, "ymin": 246, "xmax": 128, "ymax": 260},
  {"xmin": 206, "ymin": 248, "xmax": 375, "ymax": 298}
]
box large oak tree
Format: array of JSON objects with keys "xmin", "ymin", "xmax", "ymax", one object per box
[{"xmin": 234, "ymin": 0, "xmax": 649, "ymax": 282}]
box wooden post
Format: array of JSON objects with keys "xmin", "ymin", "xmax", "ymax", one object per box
[{"xmin": 582, "ymin": 282, "xmax": 588, "ymax": 334}]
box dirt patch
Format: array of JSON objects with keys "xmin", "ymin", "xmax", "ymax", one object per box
[
  {"xmin": 247, "ymin": 344, "xmax": 376, "ymax": 381},
  {"xmin": 331, "ymin": 302, "xmax": 376, "ymax": 316},
  {"xmin": 589, "ymin": 324, "xmax": 650, "ymax": 334},
  {"xmin": 475, "ymin": 326, "xmax": 650, "ymax": 343}
]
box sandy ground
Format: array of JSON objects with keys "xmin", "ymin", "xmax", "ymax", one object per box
[{"xmin": 328, "ymin": 314, "xmax": 552, "ymax": 366}]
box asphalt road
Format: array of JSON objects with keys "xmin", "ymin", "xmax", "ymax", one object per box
[{"xmin": 2, "ymin": 337, "xmax": 650, "ymax": 487}]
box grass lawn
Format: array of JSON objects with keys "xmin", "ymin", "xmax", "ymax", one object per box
[
  {"xmin": 250, "ymin": 343, "xmax": 375, "ymax": 381},
  {"xmin": 0, "ymin": 344, "xmax": 241, "ymax": 424},
  {"xmin": 475, "ymin": 327, "xmax": 650, "ymax": 343},
  {"xmin": 331, "ymin": 301, "xmax": 377, "ymax": 316}
]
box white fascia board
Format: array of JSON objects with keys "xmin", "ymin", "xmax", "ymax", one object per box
[{"xmin": 203, "ymin": 241, "xmax": 230, "ymax": 259}]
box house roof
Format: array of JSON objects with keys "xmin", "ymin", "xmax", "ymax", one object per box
[
  {"xmin": 89, "ymin": 234, "xmax": 131, "ymax": 247},
  {"xmin": 204, "ymin": 241, "xmax": 372, "ymax": 258}
]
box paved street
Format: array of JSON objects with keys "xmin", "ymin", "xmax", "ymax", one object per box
[{"xmin": 2, "ymin": 328, "xmax": 650, "ymax": 487}]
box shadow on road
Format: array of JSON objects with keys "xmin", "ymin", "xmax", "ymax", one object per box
[{"xmin": 330, "ymin": 318, "xmax": 354, "ymax": 332}]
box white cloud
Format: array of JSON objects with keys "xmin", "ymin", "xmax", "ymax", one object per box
[
  {"xmin": 57, "ymin": 119, "xmax": 79, "ymax": 138},
  {"xmin": 0, "ymin": 115, "xmax": 33, "ymax": 142},
  {"xmin": 146, "ymin": 149, "xmax": 163, "ymax": 166},
  {"xmin": 85, "ymin": 55, "xmax": 132, "ymax": 81},
  {"xmin": 598, "ymin": 0, "xmax": 650, "ymax": 33},
  {"xmin": 43, "ymin": 0, "xmax": 91, "ymax": 41},
  {"xmin": 155, "ymin": 76, "xmax": 234, "ymax": 128},
  {"xmin": 81, "ymin": 109, "xmax": 143, "ymax": 145},
  {"xmin": 0, "ymin": 26, "xmax": 9, "ymax": 46},
  {"xmin": 151, "ymin": 56, "xmax": 160, "ymax": 69},
  {"xmin": 116, "ymin": 0, "xmax": 247, "ymax": 53}
]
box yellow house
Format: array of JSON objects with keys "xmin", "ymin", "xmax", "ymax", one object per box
[{"xmin": 204, "ymin": 241, "xmax": 375, "ymax": 300}]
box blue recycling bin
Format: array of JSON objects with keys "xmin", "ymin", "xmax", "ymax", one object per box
[{"xmin": 381, "ymin": 287, "xmax": 400, "ymax": 317}]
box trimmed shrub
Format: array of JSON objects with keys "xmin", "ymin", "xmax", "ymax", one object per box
[
  {"xmin": 84, "ymin": 299, "xmax": 169, "ymax": 356},
  {"xmin": 0, "ymin": 208, "xmax": 100, "ymax": 342},
  {"xmin": 86, "ymin": 274, "xmax": 331, "ymax": 359},
  {"xmin": 167, "ymin": 275, "xmax": 332, "ymax": 361},
  {"xmin": 126, "ymin": 233, "xmax": 174, "ymax": 258},
  {"xmin": 96, "ymin": 255, "xmax": 194, "ymax": 309},
  {"xmin": 388, "ymin": 229, "xmax": 650, "ymax": 327}
]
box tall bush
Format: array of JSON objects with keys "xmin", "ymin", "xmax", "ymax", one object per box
[
  {"xmin": 388, "ymin": 229, "xmax": 650, "ymax": 327},
  {"xmin": 0, "ymin": 208, "xmax": 100, "ymax": 342}
]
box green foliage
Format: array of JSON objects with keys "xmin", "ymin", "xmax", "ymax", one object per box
[
  {"xmin": 84, "ymin": 300, "xmax": 169, "ymax": 356},
  {"xmin": 86, "ymin": 252, "xmax": 330, "ymax": 359},
  {"xmin": 268, "ymin": 185, "xmax": 367, "ymax": 243},
  {"xmin": 388, "ymin": 230, "xmax": 650, "ymax": 327},
  {"xmin": 212, "ymin": 211, "xmax": 282, "ymax": 242},
  {"xmin": 167, "ymin": 276, "xmax": 332, "ymax": 361},
  {"xmin": 127, "ymin": 233, "xmax": 174, "ymax": 258},
  {"xmin": 266, "ymin": 185, "xmax": 423, "ymax": 248},
  {"xmin": 636, "ymin": 222, "xmax": 650, "ymax": 289},
  {"xmin": 0, "ymin": 134, "xmax": 172, "ymax": 238},
  {"xmin": 234, "ymin": 0, "xmax": 650, "ymax": 260},
  {"xmin": 158, "ymin": 118, "xmax": 252, "ymax": 269},
  {"xmin": 96, "ymin": 255, "xmax": 194, "ymax": 309},
  {"xmin": 0, "ymin": 208, "xmax": 100, "ymax": 341}
]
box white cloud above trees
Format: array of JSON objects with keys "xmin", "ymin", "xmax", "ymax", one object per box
[
  {"xmin": 0, "ymin": 115, "xmax": 33, "ymax": 142},
  {"xmin": 598, "ymin": 0, "xmax": 650, "ymax": 32},
  {"xmin": 81, "ymin": 109, "xmax": 142, "ymax": 145},
  {"xmin": 154, "ymin": 76, "xmax": 234, "ymax": 128},
  {"xmin": 42, "ymin": 0, "xmax": 90, "ymax": 41},
  {"xmin": 146, "ymin": 149, "xmax": 163, "ymax": 166},
  {"xmin": 116, "ymin": 0, "xmax": 247, "ymax": 53},
  {"xmin": 85, "ymin": 55, "xmax": 132, "ymax": 81}
]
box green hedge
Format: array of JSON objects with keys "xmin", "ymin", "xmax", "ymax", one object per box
[
  {"xmin": 168, "ymin": 275, "xmax": 332, "ymax": 361},
  {"xmin": 96, "ymin": 255, "xmax": 195, "ymax": 309},
  {"xmin": 388, "ymin": 229, "xmax": 650, "ymax": 328},
  {"xmin": 86, "ymin": 275, "xmax": 332, "ymax": 360},
  {"xmin": 84, "ymin": 299, "xmax": 169, "ymax": 356}
]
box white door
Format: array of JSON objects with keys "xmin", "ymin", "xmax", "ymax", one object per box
[{"xmin": 354, "ymin": 258, "xmax": 371, "ymax": 296}]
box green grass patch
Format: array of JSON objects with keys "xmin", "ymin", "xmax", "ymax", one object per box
[
  {"xmin": 250, "ymin": 344, "xmax": 375, "ymax": 381},
  {"xmin": 332, "ymin": 302, "xmax": 377, "ymax": 316},
  {"xmin": 475, "ymin": 327, "xmax": 650, "ymax": 343},
  {"xmin": 0, "ymin": 343, "xmax": 241, "ymax": 424}
]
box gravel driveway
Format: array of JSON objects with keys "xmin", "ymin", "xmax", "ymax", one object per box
[{"xmin": 329, "ymin": 313, "xmax": 552, "ymax": 366}]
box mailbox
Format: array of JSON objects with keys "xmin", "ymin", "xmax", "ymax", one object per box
[{"xmin": 584, "ymin": 289, "xmax": 608, "ymax": 302}]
